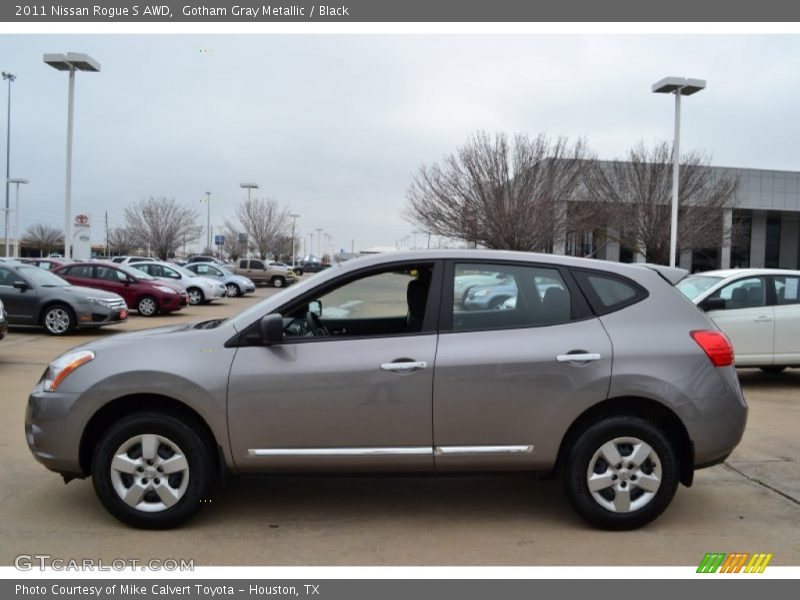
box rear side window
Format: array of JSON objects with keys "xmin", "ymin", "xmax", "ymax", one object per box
[
  {"xmin": 239, "ymin": 260, "xmax": 247, "ymax": 269},
  {"xmin": 773, "ymin": 275, "xmax": 800, "ymax": 305},
  {"xmin": 65, "ymin": 265, "xmax": 94, "ymax": 278},
  {"xmin": 573, "ymin": 270, "xmax": 647, "ymax": 315}
]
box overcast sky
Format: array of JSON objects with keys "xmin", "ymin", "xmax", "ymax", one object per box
[{"xmin": 0, "ymin": 34, "xmax": 799, "ymax": 253}]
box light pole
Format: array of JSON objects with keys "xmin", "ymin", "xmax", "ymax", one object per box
[
  {"xmin": 239, "ymin": 182, "xmax": 258, "ymax": 202},
  {"xmin": 44, "ymin": 53, "xmax": 101, "ymax": 259},
  {"xmin": 2, "ymin": 72, "xmax": 15, "ymax": 258},
  {"xmin": 8, "ymin": 177, "xmax": 28, "ymax": 257},
  {"xmin": 315, "ymin": 227, "xmax": 322, "ymax": 258},
  {"xmin": 652, "ymin": 76, "xmax": 706, "ymax": 267},
  {"xmin": 202, "ymin": 191, "xmax": 211, "ymax": 252},
  {"xmin": 289, "ymin": 213, "xmax": 300, "ymax": 267}
]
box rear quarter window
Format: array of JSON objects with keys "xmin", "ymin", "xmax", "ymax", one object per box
[{"xmin": 573, "ymin": 269, "xmax": 648, "ymax": 315}]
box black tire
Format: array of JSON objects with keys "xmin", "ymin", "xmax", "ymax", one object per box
[
  {"xmin": 293, "ymin": 268, "xmax": 304, "ymax": 276},
  {"xmin": 91, "ymin": 411, "xmax": 215, "ymax": 529},
  {"xmin": 187, "ymin": 287, "xmax": 204, "ymax": 306},
  {"xmin": 562, "ymin": 415, "xmax": 679, "ymax": 530},
  {"xmin": 760, "ymin": 366, "xmax": 787, "ymax": 374},
  {"xmin": 41, "ymin": 304, "xmax": 77, "ymax": 336},
  {"xmin": 225, "ymin": 283, "xmax": 241, "ymax": 298},
  {"xmin": 271, "ymin": 276, "xmax": 286, "ymax": 288},
  {"xmin": 136, "ymin": 295, "xmax": 159, "ymax": 317}
]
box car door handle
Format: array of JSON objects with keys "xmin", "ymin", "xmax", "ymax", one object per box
[
  {"xmin": 380, "ymin": 360, "xmax": 428, "ymax": 372},
  {"xmin": 556, "ymin": 353, "xmax": 602, "ymax": 363},
  {"xmin": 754, "ymin": 316, "xmax": 772, "ymax": 322}
]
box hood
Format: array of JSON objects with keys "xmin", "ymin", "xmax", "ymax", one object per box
[
  {"xmin": 73, "ymin": 321, "xmax": 202, "ymax": 353},
  {"xmin": 61, "ymin": 285, "xmax": 126, "ymax": 302}
]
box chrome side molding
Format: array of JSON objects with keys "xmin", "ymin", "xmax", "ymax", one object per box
[
  {"xmin": 248, "ymin": 445, "xmax": 534, "ymax": 457},
  {"xmin": 435, "ymin": 445, "xmax": 534, "ymax": 455}
]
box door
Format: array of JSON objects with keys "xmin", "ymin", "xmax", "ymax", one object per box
[
  {"xmin": 705, "ymin": 276, "xmax": 774, "ymax": 365},
  {"xmin": 0, "ymin": 266, "xmax": 37, "ymax": 323},
  {"xmin": 770, "ymin": 274, "xmax": 800, "ymax": 365},
  {"xmin": 227, "ymin": 260, "xmax": 442, "ymax": 472},
  {"xmin": 433, "ymin": 261, "xmax": 613, "ymax": 471}
]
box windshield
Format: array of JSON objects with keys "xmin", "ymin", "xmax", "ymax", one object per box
[
  {"xmin": 215, "ymin": 266, "xmax": 234, "ymax": 277},
  {"xmin": 676, "ymin": 275, "xmax": 723, "ymax": 300},
  {"xmin": 123, "ymin": 265, "xmax": 156, "ymax": 280},
  {"xmin": 174, "ymin": 265, "xmax": 197, "ymax": 278},
  {"xmin": 17, "ymin": 265, "xmax": 71, "ymax": 287}
]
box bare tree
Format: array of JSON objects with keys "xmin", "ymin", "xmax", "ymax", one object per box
[
  {"xmin": 221, "ymin": 221, "xmax": 245, "ymax": 261},
  {"xmin": 403, "ymin": 131, "xmax": 593, "ymax": 251},
  {"xmin": 23, "ymin": 224, "xmax": 63, "ymax": 257},
  {"xmin": 107, "ymin": 226, "xmax": 140, "ymax": 256},
  {"xmin": 124, "ymin": 197, "xmax": 203, "ymax": 260},
  {"xmin": 231, "ymin": 197, "xmax": 290, "ymax": 260},
  {"xmin": 582, "ymin": 142, "xmax": 742, "ymax": 265},
  {"xmin": 270, "ymin": 235, "xmax": 294, "ymax": 261}
]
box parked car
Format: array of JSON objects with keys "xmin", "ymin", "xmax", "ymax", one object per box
[
  {"xmin": 0, "ymin": 262, "xmax": 127, "ymax": 335},
  {"xmin": 111, "ymin": 256, "xmax": 158, "ymax": 265},
  {"xmin": 186, "ymin": 255, "xmax": 225, "ymax": 265},
  {"xmin": 677, "ymin": 268, "xmax": 800, "ymax": 372},
  {"xmin": 184, "ymin": 262, "xmax": 256, "ymax": 298},
  {"xmin": 296, "ymin": 259, "xmax": 330, "ymax": 274},
  {"xmin": 454, "ymin": 271, "xmax": 513, "ymax": 305},
  {"xmin": 25, "ymin": 250, "xmax": 746, "ymax": 530},
  {"xmin": 17, "ymin": 257, "xmax": 72, "ymax": 271},
  {"xmin": 130, "ymin": 262, "xmax": 226, "ymax": 306},
  {"xmin": 53, "ymin": 261, "xmax": 188, "ymax": 317},
  {"xmin": 463, "ymin": 281, "xmax": 519, "ymax": 310},
  {"xmin": 0, "ymin": 298, "xmax": 7, "ymax": 340},
  {"xmin": 233, "ymin": 258, "xmax": 296, "ymax": 287}
]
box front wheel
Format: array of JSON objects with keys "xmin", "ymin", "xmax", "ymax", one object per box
[
  {"xmin": 137, "ymin": 295, "xmax": 159, "ymax": 317},
  {"xmin": 271, "ymin": 276, "xmax": 286, "ymax": 288},
  {"xmin": 562, "ymin": 416, "xmax": 679, "ymax": 530},
  {"xmin": 91, "ymin": 412, "xmax": 215, "ymax": 529},
  {"xmin": 225, "ymin": 283, "xmax": 241, "ymax": 298},
  {"xmin": 187, "ymin": 288, "xmax": 204, "ymax": 306},
  {"xmin": 42, "ymin": 304, "xmax": 76, "ymax": 335}
]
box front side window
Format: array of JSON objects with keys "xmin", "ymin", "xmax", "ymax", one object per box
[
  {"xmin": 281, "ymin": 263, "xmax": 435, "ymax": 339},
  {"xmin": 238, "ymin": 260, "xmax": 247, "ymax": 269},
  {"xmin": 451, "ymin": 263, "xmax": 573, "ymax": 332},
  {"xmin": 708, "ymin": 276, "xmax": 767, "ymax": 309}
]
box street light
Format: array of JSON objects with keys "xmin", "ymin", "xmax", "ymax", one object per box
[
  {"xmin": 8, "ymin": 177, "xmax": 28, "ymax": 257},
  {"xmin": 2, "ymin": 71, "xmax": 16, "ymax": 258},
  {"xmin": 44, "ymin": 52, "xmax": 100, "ymax": 259},
  {"xmin": 289, "ymin": 213, "xmax": 300, "ymax": 267},
  {"xmin": 202, "ymin": 191, "xmax": 211, "ymax": 251},
  {"xmin": 315, "ymin": 227, "xmax": 323, "ymax": 258},
  {"xmin": 652, "ymin": 76, "xmax": 706, "ymax": 268},
  {"xmin": 239, "ymin": 182, "xmax": 258, "ymax": 202}
]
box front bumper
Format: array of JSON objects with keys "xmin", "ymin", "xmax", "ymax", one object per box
[
  {"xmin": 74, "ymin": 304, "xmax": 128, "ymax": 328},
  {"xmin": 25, "ymin": 383, "xmax": 86, "ymax": 477}
]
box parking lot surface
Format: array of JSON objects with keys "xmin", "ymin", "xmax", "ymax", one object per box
[{"xmin": 1, "ymin": 285, "xmax": 799, "ymax": 566}]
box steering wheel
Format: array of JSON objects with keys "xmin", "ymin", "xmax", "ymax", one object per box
[{"xmin": 306, "ymin": 310, "xmax": 330, "ymax": 336}]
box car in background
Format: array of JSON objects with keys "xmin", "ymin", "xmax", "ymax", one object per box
[
  {"xmin": 53, "ymin": 261, "xmax": 188, "ymax": 317},
  {"xmin": 184, "ymin": 262, "xmax": 256, "ymax": 298},
  {"xmin": 295, "ymin": 259, "xmax": 330, "ymax": 274},
  {"xmin": 17, "ymin": 257, "xmax": 72, "ymax": 271},
  {"xmin": 111, "ymin": 256, "xmax": 158, "ymax": 266},
  {"xmin": 0, "ymin": 298, "xmax": 7, "ymax": 340},
  {"xmin": 0, "ymin": 262, "xmax": 127, "ymax": 335},
  {"xmin": 232, "ymin": 258, "xmax": 296, "ymax": 287},
  {"xmin": 677, "ymin": 268, "xmax": 800, "ymax": 372},
  {"xmin": 25, "ymin": 250, "xmax": 747, "ymax": 530},
  {"xmin": 132, "ymin": 262, "xmax": 226, "ymax": 305},
  {"xmin": 186, "ymin": 255, "xmax": 225, "ymax": 265},
  {"xmin": 463, "ymin": 281, "xmax": 518, "ymax": 310},
  {"xmin": 454, "ymin": 271, "xmax": 513, "ymax": 305}
]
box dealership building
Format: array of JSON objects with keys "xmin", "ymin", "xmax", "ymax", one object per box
[{"xmin": 558, "ymin": 165, "xmax": 800, "ymax": 273}]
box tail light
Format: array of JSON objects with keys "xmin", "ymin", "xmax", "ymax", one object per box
[{"xmin": 691, "ymin": 330, "xmax": 734, "ymax": 367}]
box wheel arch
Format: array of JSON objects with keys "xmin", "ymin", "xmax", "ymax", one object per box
[
  {"xmin": 555, "ymin": 396, "xmax": 694, "ymax": 487},
  {"xmin": 78, "ymin": 394, "xmax": 223, "ymax": 478}
]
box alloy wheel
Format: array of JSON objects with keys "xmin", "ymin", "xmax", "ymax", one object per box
[{"xmin": 586, "ymin": 436, "xmax": 662, "ymax": 513}]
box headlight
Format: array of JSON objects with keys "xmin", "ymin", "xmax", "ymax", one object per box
[
  {"xmin": 154, "ymin": 286, "xmax": 177, "ymax": 295},
  {"xmin": 472, "ymin": 289, "xmax": 492, "ymax": 297},
  {"xmin": 43, "ymin": 350, "xmax": 95, "ymax": 392},
  {"xmin": 85, "ymin": 296, "xmax": 112, "ymax": 307}
]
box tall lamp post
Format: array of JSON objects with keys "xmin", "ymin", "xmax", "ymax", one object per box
[
  {"xmin": 44, "ymin": 53, "xmax": 101, "ymax": 259},
  {"xmin": 315, "ymin": 227, "xmax": 322, "ymax": 258},
  {"xmin": 652, "ymin": 76, "xmax": 706, "ymax": 268},
  {"xmin": 289, "ymin": 213, "xmax": 300, "ymax": 267},
  {"xmin": 2, "ymin": 71, "xmax": 15, "ymax": 258},
  {"xmin": 239, "ymin": 182, "xmax": 258, "ymax": 202},
  {"xmin": 202, "ymin": 191, "xmax": 211, "ymax": 252},
  {"xmin": 8, "ymin": 177, "xmax": 28, "ymax": 257}
]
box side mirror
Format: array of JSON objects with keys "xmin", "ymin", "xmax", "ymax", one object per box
[
  {"xmin": 246, "ymin": 314, "xmax": 284, "ymax": 345},
  {"xmin": 12, "ymin": 280, "xmax": 29, "ymax": 291},
  {"xmin": 699, "ymin": 297, "xmax": 726, "ymax": 312}
]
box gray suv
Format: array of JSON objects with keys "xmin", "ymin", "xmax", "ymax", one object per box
[{"xmin": 25, "ymin": 251, "xmax": 747, "ymax": 529}]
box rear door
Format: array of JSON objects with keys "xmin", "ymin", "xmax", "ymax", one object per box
[
  {"xmin": 770, "ymin": 274, "xmax": 800, "ymax": 365},
  {"xmin": 433, "ymin": 260, "xmax": 612, "ymax": 472},
  {"xmin": 704, "ymin": 276, "xmax": 774, "ymax": 365}
]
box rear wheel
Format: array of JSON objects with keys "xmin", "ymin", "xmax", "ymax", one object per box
[
  {"xmin": 225, "ymin": 283, "xmax": 240, "ymax": 298},
  {"xmin": 187, "ymin": 288, "xmax": 204, "ymax": 306},
  {"xmin": 563, "ymin": 416, "xmax": 679, "ymax": 530},
  {"xmin": 91, "ymin": 412, "xmax": 215, "ymax": 529},
  {"xmin": 137, "ymin": 295, "xmax": 159, "ymax": 317},
  {"xmin": 42, "ymin": 304, "xmax": 76, "ymax": 335},
  {"xmin": 760, "ymin": 366, "xmax": 787, "ymax": 374}
]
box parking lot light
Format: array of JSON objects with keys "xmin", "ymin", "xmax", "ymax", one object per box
[
  {"xmin": 44, "ymin": 52, "xmax": 101, "ymax": 259},
  {"xmin": 8, "ymin": 177, "xmax": 28, "ymax": 257}
]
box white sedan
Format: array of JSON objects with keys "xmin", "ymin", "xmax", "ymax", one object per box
[{"xmin": 677, "ymin": 268, "xmax": 800, "ymax": 372}]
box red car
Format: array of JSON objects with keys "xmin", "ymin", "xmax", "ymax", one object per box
[{"xmin": 53, "ymin": 261, "xmax": 189, "ymax": 317}]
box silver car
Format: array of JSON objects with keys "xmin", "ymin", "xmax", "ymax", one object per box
[
  {"xmin": 25, "ymin": 250, "xmax": 747, "ymax": 530},
  {"xmin": 131, "ymin": 262, "xmax": 227, "ymax": 306}
]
